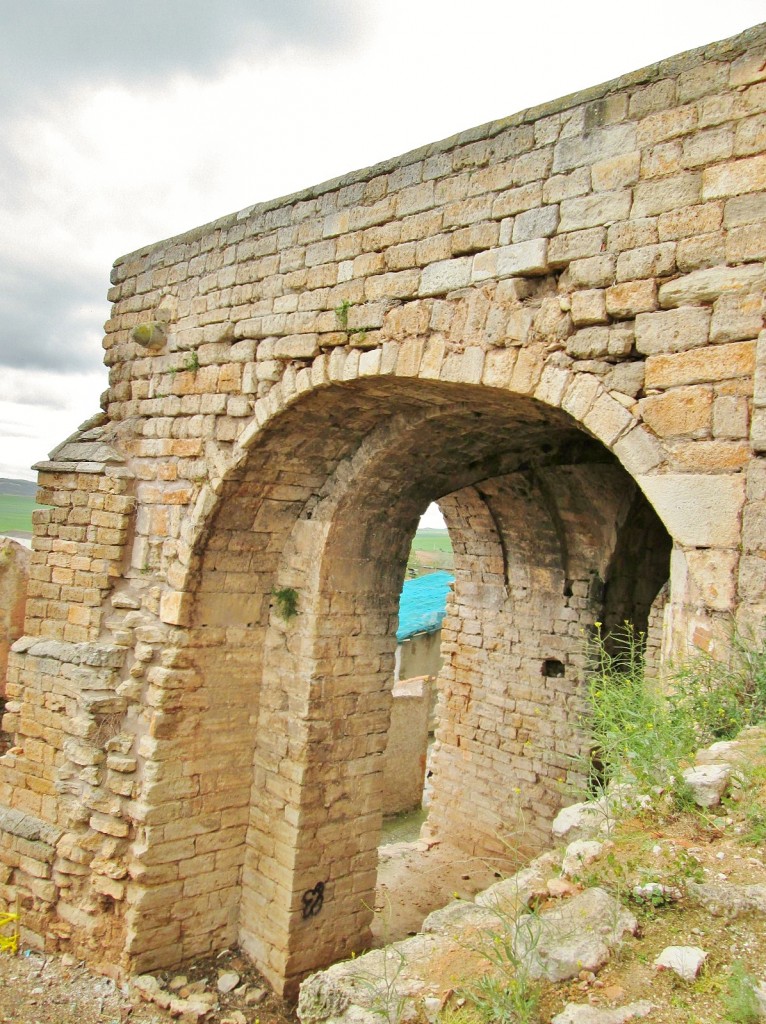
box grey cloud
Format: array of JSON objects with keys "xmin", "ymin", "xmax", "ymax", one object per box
[
  {"xmin": 0, "ymin": 1, "xmax": 363, "ymax": 109},
  {"xmin": 0, "ymin": 259, "xmax": 107, "ymax": 375}
]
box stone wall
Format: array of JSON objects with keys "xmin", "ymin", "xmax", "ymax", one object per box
[
  {"xmin": 397, "ymin": 629, "xmax": 442, "ymax": 682},
  {"xmin": 382, "ymin": 677, "xmax": 431, "ymax": 816},
  {"xmin": 0, "ymin": 538, "xmax": 29, "ymax": 698},
  {"xmin": 0, "ymin": 21, "xmax": 764, "ymax": 995}
]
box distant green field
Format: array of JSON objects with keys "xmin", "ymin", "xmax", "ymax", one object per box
[
  {"xmin": 0, "ymin": 495, "xmax": 38, "ymax": 535},
  {"xmin": 413, "ymin": 529, "xmax": 452, "ymax": 553}
]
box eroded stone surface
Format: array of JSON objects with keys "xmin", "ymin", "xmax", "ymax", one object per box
[
  {"xmin": 513, "ymin": 888, "xmax": 638, "ymax": 982},
  {"xmin": 552, "ymin": 1001, "xmax": 653, "ymax": 1024},
  {"xmin": 653, "ymin": 945, "xmax": 708, "ymax": 981},
  {"xmin": 682, "ymin": 763, "xmax": 734, "ymax": 807}
]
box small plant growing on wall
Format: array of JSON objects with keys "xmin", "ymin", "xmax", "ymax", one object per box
[
  {"xmin": 335, "ymin": 299, "xmax": 352, "ymax": 330},
  {"xmin": 271, "ymin": 586, "xmax": 299, "ymax": 621}
]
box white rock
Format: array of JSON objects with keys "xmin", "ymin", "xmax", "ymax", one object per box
[
  {"xmin": 696, "ymin": 740, "xmax": 737, "ymax": 764},
  {"xmin": 475, "ymin": 859, "xmax": 554, "ymax": 915},
  {"xmin": 552, "ymin": 1001, "xmax": 653, "ymax": 1023},
  {"xmin": 654, "ymin": 945, "xmax": 708, "ymax": 981},
  {"xmin": 422, "ymin": 996, "xmax": 442, "ymax": 1022},
  {"xmin": 682, "ymin": 763, "xmax": 733, "ymax": 807},
  {"xmin": 513, "ymin": 887, "xmax": 637, "ymax": 982},
  {"xmin": 132, "ymin": 975, "xmax": 162, "ymax": 999},
  {"xmin": 686, "ymin": 881, "xmax": 766, "ymax": 918},
  {"xmin": 551, "ymin": 801, "xmax": 610, "ymax": 841},
  {"xmin": 562, "ymin": 840, "xmax": 604, "ymax": 879},
  {"xmin": 217, "ymin": 971, "xmax": 241, "ymax": 994}
]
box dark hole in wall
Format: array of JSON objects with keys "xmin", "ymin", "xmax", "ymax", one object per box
[{"xmin": 542, "ymin": 658, "xmax": 565, "ymax": 678}]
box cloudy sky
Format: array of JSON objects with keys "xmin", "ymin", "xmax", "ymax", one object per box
[{"xmin": 0, "ymin": 1, "xmax": 763, "ymax": 482}]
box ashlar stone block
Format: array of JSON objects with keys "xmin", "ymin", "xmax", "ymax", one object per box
[
  {"xmin": 658, "ymin": 264, "xmax": 765, "ymax": 307},
  {"xmin": 570, "ymin": 290, "xmax": 608, "ymax": 326},
  {"xmin": 639, "ymin": 386, "xmax": 713, "ymax": 438},
  {"xmin": 636, "ymin": 473, "xmax": 746, "ymax": 547},
  {"xmin": 635, "ymin": 307, "xmax": 711, "ymax": 355}
]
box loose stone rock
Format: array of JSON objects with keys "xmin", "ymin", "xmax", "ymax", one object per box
[
  {"xmin": 551, "ymin": 801, "xmax": 611, "ymax": 842},
  {"xmin": 513, "ymin": 887, "xmax": 638, "ymax": 982},
  {"xmin": 246, "ymin": 986, "xmax": 269, "ymax": 1005},
  {"xmin": 217, "ymin": 971, "xmax": 241, "ymax": 994},
  {"xmin": 682, "ymin": 763, "xmax": 733, "ymax": 807},
  {"xmin": 686, "ymin": 881, "xmax": 766, "ymax": 918},
  {"xmin": 562, "ymin": 840, "xmax": 604, "ymax": 878},
  {"xmin": 653, "ymin": 945, "xmax": 708, "ymax": 981},
  {"xmin": 552, "ymin": 1002, "xmax": 653, "ymax": 1024}
]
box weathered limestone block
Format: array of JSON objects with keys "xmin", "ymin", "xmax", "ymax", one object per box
[
  {"xmin": 570, "ymin": 290, "xmax": 608, "ymax": 326},
  {"xmin": 635, "ymin": 307, "xmax": 711, "ymax": 355},
  {"xmin": 658, "ymin": 264, "xmax": 765, "ymax": 308},
  {"xmin": 636, "ymin": 473, "xmax": 745, "ymax": 548},
  {"xmin": 567, "ymin": 327, "xmax": 633, "ymax": 360},
  {"xmin": 639, "ymin": 386, "xmax": 713, "ymax": 438},
  {"xmin": 605, "ymin": 280, "xmax": 658, "ymax": 319},
  {"xmin": 513, "ymin": 887, "xmax": 638, "ymax": 982},
  {"xmin": 552, "ymin": 1003, "xmax": 653, "ymax": 1024},
  {"xmin": 644, "ymin": 339, "xmax": 755, "ymax": 388}
]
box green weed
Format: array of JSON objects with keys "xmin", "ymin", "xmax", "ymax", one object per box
[
  {"xmin": 722, "ymin": 961, "xmax": 762, "ymax": 1024},
  {"xmin": 335, "ymin": 299, "xmax": 352, "ymax": 330},
  {"xmin": 271, "ymin": 586, "xmax": 299, "ymax": 621},
  {"xmin": 458, "ymin": 893, "xmax": 542, "ymax": 1024},
  {"xmin": 582, "ymin": 623, "xmax": 693, "ymax": 807},
  {"xmin": 581, "ymin": 622, "xmax": 766, "ymax": 814},
  {"xmin": 668, "ymin": 628, "xmax": 766, "ymax": 746}
]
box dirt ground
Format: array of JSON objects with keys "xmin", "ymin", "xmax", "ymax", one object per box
[{"xmin": 373, "ymin": 838, "xmax": 506, "ymax": 944}]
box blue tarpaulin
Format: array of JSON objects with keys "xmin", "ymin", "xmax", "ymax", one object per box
[{"xmin": 396, "ymin": 570, "xmax": 455, "ymax": 643}]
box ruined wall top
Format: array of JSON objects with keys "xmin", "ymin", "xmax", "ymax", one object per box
[{"xmin": 112, "ymin": 22, "xmax": 766, "ymax": 263}]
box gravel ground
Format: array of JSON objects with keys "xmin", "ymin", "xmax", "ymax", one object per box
[{"xmin": 0, "ymin": 947, "xmax": 296, "ymax": 1024}]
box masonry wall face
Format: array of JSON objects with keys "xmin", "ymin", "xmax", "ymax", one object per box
[{"xmin": 0, "ymin": 24, "xmax": 765, "ymax": 995}]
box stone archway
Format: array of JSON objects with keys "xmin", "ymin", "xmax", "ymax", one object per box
[
  {"xmin": 114, "ymin": 373, "xmax": 673, "ymax": 991},
  {"xmin": 0, "ymin": 19, "xmax": 763, "ymax": 1001}
]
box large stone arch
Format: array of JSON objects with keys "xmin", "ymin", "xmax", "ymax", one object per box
[
  {"xmin": 0, "ymin": 19, "xmax": 763, "ymax": 998},
  {"xmin": 113, "ymin": 366, "xmax": 677, "ymax": 989}
]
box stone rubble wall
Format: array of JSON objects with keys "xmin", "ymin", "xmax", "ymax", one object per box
[
  {"xmin": 0, "ymin": 21, "xmax": 763, "ymax": 994},
  {"xmin": 0, "ymin": 537, "xmax": 29, "ymax": 702}
]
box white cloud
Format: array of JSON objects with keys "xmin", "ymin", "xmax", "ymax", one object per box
[{"xmin": 0, "ymin": 0, "xmax": 763, "ymax": 478}]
